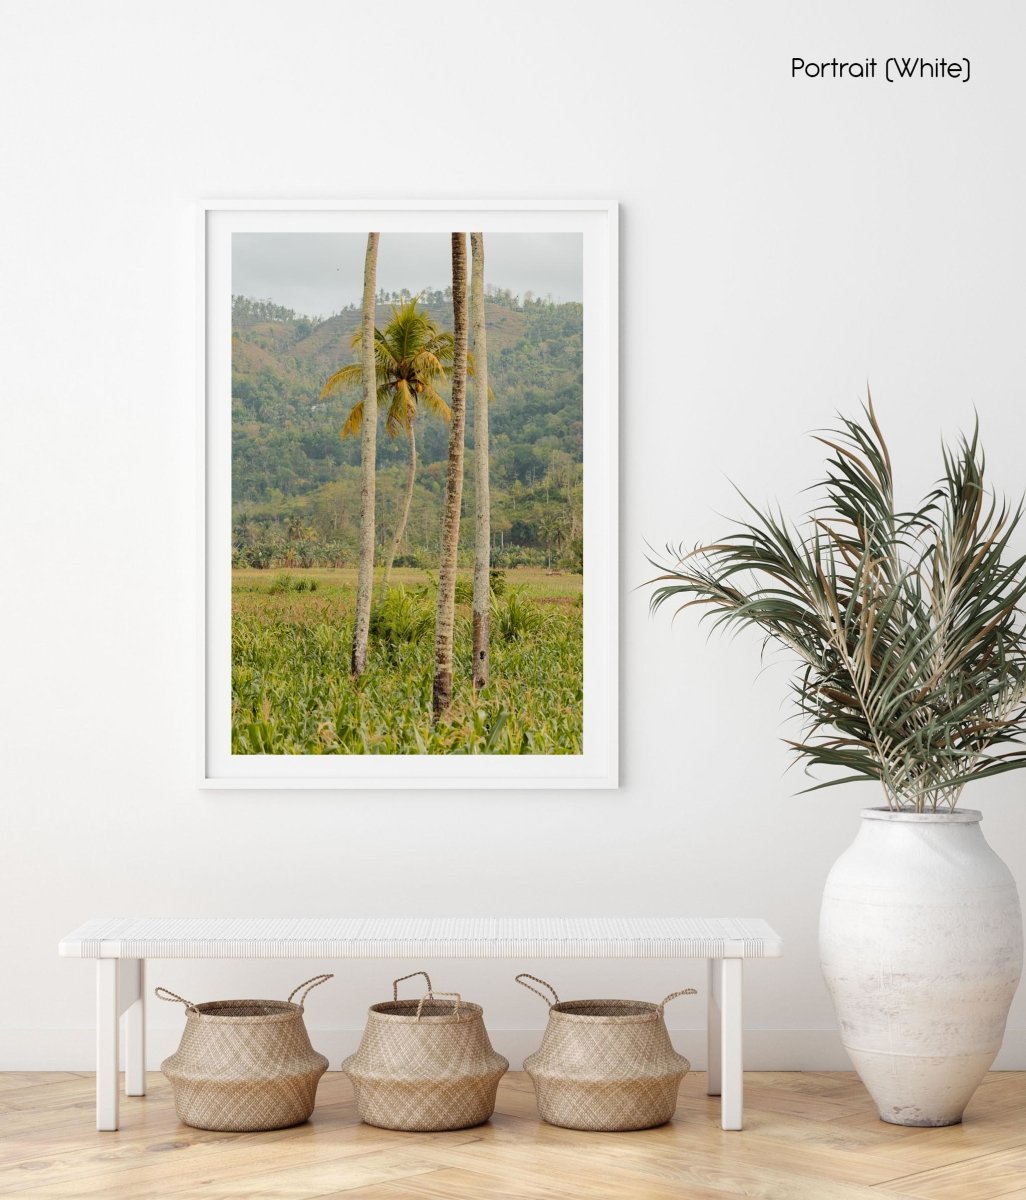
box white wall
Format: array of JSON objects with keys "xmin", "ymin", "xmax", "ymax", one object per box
[{"xmin": 3, "ymin": 0, "xmax": 1026, "ymax": 1071}]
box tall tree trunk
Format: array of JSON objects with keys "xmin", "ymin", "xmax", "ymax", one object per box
[
  {"xmin": 432, "ymin": 233, "xmax": 469, "ymax": 723},
  {"xmin": 381, "ymin": 422, "xmax": 416, "ymax": 590},
  {"xmin": 350, "ymin": 232, "xmax": 379, "ymax": 678},
  {"xmin": 470, "ymin": 232, "xmax": 491, "ymax": 692}
]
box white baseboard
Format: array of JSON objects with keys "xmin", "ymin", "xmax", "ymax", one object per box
[{"xmin": 5, "ymin": 1028, "xmax": 1026, "ymax": 1072}]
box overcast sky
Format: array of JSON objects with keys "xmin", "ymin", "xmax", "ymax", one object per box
[{"xmin": 232, "ymin": 232, "xmax": 583, "ymax": 317}]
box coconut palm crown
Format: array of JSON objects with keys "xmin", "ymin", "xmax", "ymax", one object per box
[
  {"xmin": 321, "ymin": 297, "xmax": 454, "ymax": 439},
  {"xmin": 649, "ymin": 402, "xmax": 1026, "ymax": 812}
]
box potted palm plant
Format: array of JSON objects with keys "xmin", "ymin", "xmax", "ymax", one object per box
[{"xmin": 649, "ymin": 402, "xmax": 1026, "ymax": 1126}]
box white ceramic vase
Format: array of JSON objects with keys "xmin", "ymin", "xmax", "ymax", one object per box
[{"xmin": 820, "ymin": 807, "xmax": 1023, "ymax": 1126}]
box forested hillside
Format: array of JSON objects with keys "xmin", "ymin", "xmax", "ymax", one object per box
[{"xmin": 231, "ymin": 291, "xmax": 584, "ymax": 571}]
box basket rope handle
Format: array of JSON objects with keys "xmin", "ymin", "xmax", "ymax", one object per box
[
  {"xmin": 393, "ymin": 970, "xmax": 434, "ymax": 1000},
  {"xmin": 515, "ymin": 973, "xmax": 560, "ymax": 1007},
  {"xmin": 287, "ymin": 974, "xmax": 334, "ymax": 1007},
  {"xmin": 154, "ymin": 986, "xmax": 199, "ymax": 1013},
  {"xmin": 658, "ymin": 987, "xmax": 698, "ymax": 1013},
  {"xmin": 416, "ymin": 991, "xmax": 462, "ymax": 1021}
]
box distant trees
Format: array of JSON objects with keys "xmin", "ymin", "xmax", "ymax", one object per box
[
  {"xmin": 378, "ymin": 286, "xmax": 453, "ymax": 306},
  {"xmin": 232, "ymin": 295, "xmax": 319, "ymax": 328},
  {"xmin": 321, "ymin": 299, "xmax": 455, "ymax": 588},
  {"xmin": 367, "ymin": 285, "xmax": 573, "ymax": 314}
]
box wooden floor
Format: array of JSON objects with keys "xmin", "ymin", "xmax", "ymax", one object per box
[{"xmin": 3, "ymin": 1071, "xmax": 1026, "ymax": 1199}]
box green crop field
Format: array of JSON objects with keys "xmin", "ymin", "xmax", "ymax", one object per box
[{"xmin": 232, "ymin": 568, "xmax": 583, "ymax": 755}]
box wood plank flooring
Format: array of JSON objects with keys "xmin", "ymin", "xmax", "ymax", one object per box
[{"xmin": 2, "ymin": 1071, "xmax": 1026, "ymax": 1199}]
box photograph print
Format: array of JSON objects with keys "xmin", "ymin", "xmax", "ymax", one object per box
[{"xmin": 202, "ymin": 203, "xmax": 617, "ymax": 787}]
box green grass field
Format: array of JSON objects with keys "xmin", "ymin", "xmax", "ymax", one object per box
[{"xmin": 232, "ymin": 567, "xmax": 583, "ymax": 755}]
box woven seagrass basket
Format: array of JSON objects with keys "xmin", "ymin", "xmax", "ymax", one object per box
[
  {"xmin": 517, "ymin": 973, "xmax": 696, "ymax": 1132},
  {"xmin": 342, "ymin": 971, "xmax": 509, "ymax": 1132},
  {"xmin": 157, "ymin": 975, "xmax": 331, "ymax": 1132}
]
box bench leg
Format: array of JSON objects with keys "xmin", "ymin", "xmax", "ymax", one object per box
[
  {"xmin": 123, "ymin": 960, "xmax": 145, "ymax": 1097},
  {"xmin": 96, "ymin": 960, "xmax": 119, "ymax": 1131},
  {"xmin": 717, "ymin": 959, "xmax": 744, "ymax": 1130},
  {"xmin": 706, "ymin": 959, "xmax": 722, "ymax": 1096}
]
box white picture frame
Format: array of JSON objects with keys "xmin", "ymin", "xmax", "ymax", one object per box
[{"xmin": 200, "ymin": 200, "xmax": 618, "ymax": 788}]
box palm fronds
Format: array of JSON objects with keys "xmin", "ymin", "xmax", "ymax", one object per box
[
  {"xmin": 648, "ymin": 402, "xmax": 1026, "ymax": 812},
  {"xmin": 319, "ymin": 298, "xmax": 457, "ymax": 439}
]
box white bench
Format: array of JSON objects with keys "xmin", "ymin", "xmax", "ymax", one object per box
[{"xmin": 58, "ymin": 916, "xmax": 783, "ymax": 1132}]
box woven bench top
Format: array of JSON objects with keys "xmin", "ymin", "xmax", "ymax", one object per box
[{"xmin": 59, "ymin": 917, "xmax": 782, "ymax": 960}]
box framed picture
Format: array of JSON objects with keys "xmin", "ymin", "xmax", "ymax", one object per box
[{"xmin": 201, "ymin": 200, "xmax": 617, "ymax": 788}]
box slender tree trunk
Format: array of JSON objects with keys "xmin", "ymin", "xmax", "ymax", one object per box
[
  {"xmin": 351, "ymin": 232, "xmax": 379, "ymax": 678},
  {"xmin": 470, "ymin": 232, "xmax": 491, "ymax": 691},
  {"xmin": 382, "ymin": 422, "xmax": 416, "ymax": 590},
  {"xmin": 432, "ymin": 233, "xmax": 469, "ymax": 723}
]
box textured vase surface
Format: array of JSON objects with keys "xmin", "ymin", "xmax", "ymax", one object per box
[{"xmin": 820, "ymin": 808, "xmax": 1023, "ymax": 1126}]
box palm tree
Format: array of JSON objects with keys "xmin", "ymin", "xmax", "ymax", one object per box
[
  {"xmin": 470, "ymin": 233, "xmax": 491, "ymax": 691},
  {"xmin": 321, "ymin": 299, "xmax": 454, "ymax": 589},
  {"xmin": 351, "ymin": 232, "xmax": 379, "ymax": 678},
  {"xmin": 432, "ymin": 234, "xmax": 469, "ymax": 723}
]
